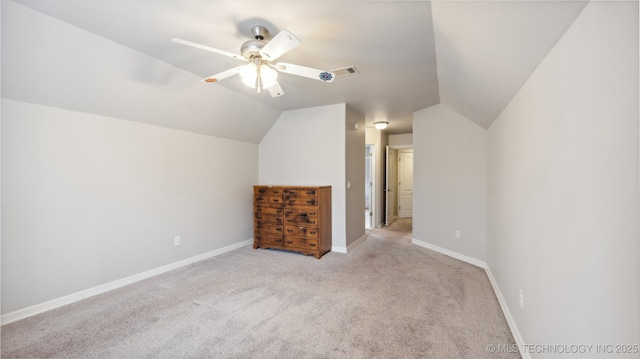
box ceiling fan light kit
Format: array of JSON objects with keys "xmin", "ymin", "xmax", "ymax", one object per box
[
  {"xmin": 172, "ymin": 25, "xmax": 339, "ymax": 97},
  {"xmin": 239, "ymin": 60, "xmax": 278, "ymax": 92},
  {"xmin": 374, "ymin": 121, "xmax": 389, "ymax": 130}
]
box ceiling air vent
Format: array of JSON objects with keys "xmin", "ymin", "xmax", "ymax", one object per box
[{"xmin": 331, "ymin": 66, "xmax": 359, "ymax": 78}]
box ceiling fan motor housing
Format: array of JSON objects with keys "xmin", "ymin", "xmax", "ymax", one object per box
[
  {"xmin": 241, "ymin": 25, "xmax": 269, "ymax": 59},
  {"xmin": 241, "ymin": 39, "xmax": 266, "ymax": 59}
]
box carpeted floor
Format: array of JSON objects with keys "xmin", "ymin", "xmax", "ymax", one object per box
[{"xmin": 1, "ymin": 219, "xmax": 518, "ymax": 358}]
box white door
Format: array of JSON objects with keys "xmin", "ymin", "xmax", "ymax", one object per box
[{"xmin": 397, "ymin": 148, "xmax": 413, "ymax": 218}]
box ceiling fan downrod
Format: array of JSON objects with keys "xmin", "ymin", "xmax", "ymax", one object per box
[{"xmin": 250, "ymin": 25, "xmax": 268, "ymax": 40}]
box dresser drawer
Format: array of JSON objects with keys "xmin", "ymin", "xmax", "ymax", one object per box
[
  {"xmin": 255, "ymin": 213, "xmax": 283, "ymax": 224},
  {"xmin": 284, "ymin": 216, "xmax": 318, "ymax": 226},
  {"xmin": 255, "ymin": 233, "xmax": 284, "ymax": 246},
  {"xmin": 254, "ymin": 187, "xmax": 285, "ymax": 196},
  {"xmin": 285, "ymin": 197, "xmax": 318, "ymax": 206},
  {"xmin": 255, "ymin": 206, "xmax": 284, "ymax": 216},
  {"xmin": 255, "ymin": 223, "xmax": 284, "ymax": 235},
  {"xmin": 284, "ymin": 237, "xmax": 319, "ymax": 250},
  {"xmin": 255, "ymin": 195, "xmax": 285, "ymax": 206},
  {"xmin": 284, "ymin": 225, "xmax": 318, "ymax": 238},
  {"xmin": 284, "ymin": 206, "xmax": 318, "ymax": 217},
  {"xmin": 284, "ymin": 188, "xmax": 318, "ymax": 197}
]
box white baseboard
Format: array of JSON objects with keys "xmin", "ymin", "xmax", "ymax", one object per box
[
  {"xmin": 331, "ymin": 246, "xmax": 348, "ymax": 253},
  {"xmin": 347, "ymin": 234, "xmax": 367, "ymax": 252},
  {"xmin": 411, "ymin": 238, "xmax": 487, "ymax": 268},
  {"xmin": 332, "ymin": 233, "xmax": 368, "ymax": 254},
  {"xmin": 410, "ymin": 238, "xmax": 527, "ymax": 359},
  {"xmin": 484, "ymin": 267, "xmax": 529, "ymax": 359},
  {"xmin": 1, "ymin": 239, "xmax": 253, "ymax": 326}
]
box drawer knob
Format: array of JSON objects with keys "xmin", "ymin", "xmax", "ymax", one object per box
[
  {"xmin": 286, "ymin": 241, "xmax": 293, "ymax": 244},
  {"xmin": 310, "ymin": 231, "xmax": 317, "ymax": 235},
  {"xmin": 309, "ymin": 243, "xmax": 316, "ymax": 247},
  {"xmin": 287, "ymin": 229, "xmax": 293, "ymax": 233}
]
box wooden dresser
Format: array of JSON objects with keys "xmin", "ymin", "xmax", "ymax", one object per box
[{"xmin": 253, "ymin": 185, "xmax": 331, "ymax": 259}]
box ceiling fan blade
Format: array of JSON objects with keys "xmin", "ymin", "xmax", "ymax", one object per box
[
  {"xmin": 275, "ymin": 62, "xmax": 335, "ymax": 83},
  {"xmin": 172, "ymin": 38, "xmax": 247, "ymax": 61},
  {"xmin": 201, "ymin": 66, "xmax": 242, "ymax": 84},
  {"xmin": 268, "ymin": 81, "xmax": 284, "ymax": 97},
  {"xmin": 259, "ymin": 30, "xmax": 301, "ymax": 62}
]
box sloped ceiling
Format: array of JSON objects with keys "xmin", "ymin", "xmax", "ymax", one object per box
[
  {"xmin": 2, "ymin": 0, "xmax": 587, "ymax": 141},
  {"xmin": 432, "ymin": 1, "xmax": 588, "ymax": 129}
]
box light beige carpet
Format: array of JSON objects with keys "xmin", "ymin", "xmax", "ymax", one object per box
[{"xmin": 1, "ymin": 219, "xmax": 517, "ymax": 358}]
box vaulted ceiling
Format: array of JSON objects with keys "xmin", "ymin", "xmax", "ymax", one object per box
[{"xmin": 2, "ymin": 0, "xmax": 587, "ymax": 141}]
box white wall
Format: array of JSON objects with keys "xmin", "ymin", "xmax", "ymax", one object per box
[
  {"xmin": 487, "ymin": 1, "xmax": 639, "ymax": 350},
  {"xmin": 345, "ymin": 106, "xmax": 366, "ymax": 246},
  {"xmin": 413, "ymin": 104, "xmax": 487, "ymax": 262},
  {"xmin": 365, "ymin": 127, "xmax": 388, "ymax": 228},
  {"xmin": 1, "ymin": 99, "xmax": 258, "ymax": 314},
  {"xmin": 388, "ymin": 133, "xmax": 413, "ymax": 146},
  {"xmin": 258, "ymin": 104, "xmax": 348, "ymax": 250}
]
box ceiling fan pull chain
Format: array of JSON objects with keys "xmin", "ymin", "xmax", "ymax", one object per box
[{"xmin": 256, "ymin": 65, "xmax": 262, "ymax": 93}]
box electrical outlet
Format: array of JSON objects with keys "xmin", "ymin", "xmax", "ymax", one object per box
[
  {"xmin": 455, "ymin": 230, "xmax": 461, "ymax": 239},
  {"xmin": 519, "ymin": 289, "xmax": 524, "ymax": 309},
  {"xmin": 174, "ymin": 236, "xmax": 181, "ymax": 246}
]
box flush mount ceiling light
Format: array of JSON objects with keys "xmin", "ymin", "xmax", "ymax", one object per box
[{"xmin": 373, "ymin": 121, "xmax": 389, "ymax": 130}]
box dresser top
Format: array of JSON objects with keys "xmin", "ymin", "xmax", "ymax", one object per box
[{"xmin": 254, "ymin": 185, "xmax": 331, "ymax": 188}]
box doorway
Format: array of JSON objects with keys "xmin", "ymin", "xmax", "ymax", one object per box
[
  {"xmin": 365, "ymin": 144, "xmax": 375, "ymax": 229},
  {"xmin": 397, "ymin": 148, "xmax": 413, "ymax": 218},
  {"xmin": 385, "ymin": 145, "xmax": 413, "ymax": 226}
]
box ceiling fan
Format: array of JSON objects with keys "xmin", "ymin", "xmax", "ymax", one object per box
[{"xmin": 172, "ymin": 26, "xmax": 335, "ymax": 97}]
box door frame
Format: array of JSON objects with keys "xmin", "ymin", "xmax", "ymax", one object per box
[
  {"xmin": 365, "ymin": 144, "xmax": 376, "ymax": 229},
  {"xmin": 385, "ymin": 144, "xmax": 413, "ymax": 226}
]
